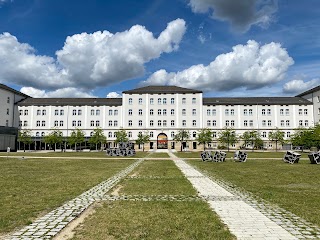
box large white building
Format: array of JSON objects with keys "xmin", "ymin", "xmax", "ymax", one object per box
[{"xmin": 8, "ymin": 85, "xmax": 316, "ymax": 151}]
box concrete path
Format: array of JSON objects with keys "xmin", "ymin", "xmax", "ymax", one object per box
[{"xmin": 169, "ymin": 151, "xmax": 320, "ymax": 240}]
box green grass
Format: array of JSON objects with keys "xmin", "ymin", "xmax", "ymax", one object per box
[
  {"xmin": 0, "ymin": 158, "xmax": 134, "ymax": 233},
  {"xmin": 132, "ymin": 160, "xmax": 184, "ymax": 177},
  {"xmin": 72, "ymin": 201, "xmax": 235, "ymax": 240},
  {"xmin": 187, "ymin": 159, "xmax": 320, "ymax": 226},
  {"xmin": 147, "ymin": 152, "xmax": 170, "ymax": 158}
]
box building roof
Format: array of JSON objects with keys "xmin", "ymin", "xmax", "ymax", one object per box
[
  {"xmin": 17, "ymin": 98, "xmax": 122, "ymax": 106},
  {"xmin": 0, "ymin": 84, "xmax": 30, "ymax": 98},
  {"xmin": 203, "ymin": 97, "xmax": 312, "ymax": 105},
  {"xmin": 122, "ymin": 85, "xmax": 202, "ymax": 94},
  {"xmin": 296, "ymin": 85, "xmax": 320, "ymax": 97}
]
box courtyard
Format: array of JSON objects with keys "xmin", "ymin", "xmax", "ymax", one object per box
[{"xmin": 0, "ymin": 151, "xmax": 319, "ymax": 239}]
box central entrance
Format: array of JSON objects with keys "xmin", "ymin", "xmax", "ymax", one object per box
[{"xmin": 157, "ymin": 133, "xmax": 168, "ymax": 149}]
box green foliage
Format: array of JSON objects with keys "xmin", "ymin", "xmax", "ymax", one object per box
[
  {"xmin": 68, "ymin": 129, "xmax": 85, "ymax": 151},
  {"xmin": 173, "ymin": 129, "xmax": 190, "ymax": 151},
  {"xmin": 268, "ymin": 128, "xmax": 285, "ymax": 151},
  {"xmin": 18, "ymin": 129, "xmax": 33, "ymax": 151},
  {"xmin": 196, "ymin": 128, "xmax": 213, "ymax": 150},
  {"xmin": 218, "ymin": 127, "xmax": 238, "ymax": 152},
  {"xmin": 43, "ymin": 128, "xmax": 63, "ymax": 151},
  {"xmin": 241, "ymin": 130, "xmax": 263, "ymax": 150},
  {"xmin": 290, "ymin": 124, "xmax": 320, "ymax": 150},
  {"xmin": 88, "ymin": 128, "xmax": 107, "ymax": 150},
  {"xmin": 135, "ymin": 131, "xmax": 150, "ymax": 151},
  {"xmin": 115, "ymin": 129, "xmax": 129, "ymax": 144}
]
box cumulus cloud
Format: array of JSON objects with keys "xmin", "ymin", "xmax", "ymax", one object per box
[
  {"xmin": 20, "ymin": 87, "xmax": 95, "ymax": 98},
  {"xmin": 0, "ymin": 19, "xmax": 186, "ymax": 95},
  {"xmin": 283, "ymin": 79, "xmax": 320, "ymax": 94},
  {"xmin": 141, "ymin": 40, "xmax": 293, "ymax": 92},
  {"xmin": 188, "ymin": 0, "xmax": 278, "ymax": 32},
  {"xmin": 106, "ymin": 92, "xmax": 122, "ymax": 98}
]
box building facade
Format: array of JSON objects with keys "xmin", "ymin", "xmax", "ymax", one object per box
[{"xmin": 13, "ymin": 85, "xmax": 315, "ymax": 151}]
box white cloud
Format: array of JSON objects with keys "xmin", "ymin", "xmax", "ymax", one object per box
[
  {"xmin": 106, "ymin": 92, "xmax": 122, "ymax": 98},
  {"xmin": 141, "ymin": 40, "xmax": 294, "ymax": 92},
  {"xmin": 0, "ymin": 19, "xmax": 186, "ymax": 90},
  {"xmin": 188, "ymin": 0, "xmax": 278, "ymax": 32},
  {"xmin": 283, "ymin": 79, "xmax": 320, "ymax": 94},
  {"xmin": 197, "ymin": 34, "xmax": 206, "ymax": 44},
  {"xmin": 20, "ymin": 87, "xmax": 95, "ymax": 98}
]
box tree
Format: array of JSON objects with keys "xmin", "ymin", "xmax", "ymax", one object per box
[
  {"xmin": 115, "ymin": 129, "xmax": 128, "ymax": 144},
  {"xmin": 218, "ymin": 127, "xmax": 238, "ymax": 152},
  {"xmin": 88, "ymin": 128, "xmax": 107, "ymax": 150},
  {"xmin": 241, "ymin": 130, "xmax": 263, "ymax": 151},
  {"xmin": 173, "ymin": 129, "xmax": 190, "ymax": 152},
  {"xmin": 18, "ymin": 129, "xmax": 33, "ymax": 152},
  {"xmin": 44, "ymin": 128, "xmax": 63, "ymax": 151},
  {"xmin": 136, "ymin": 131, "xmax": 150, "ymax": 152},
  {"xmin": 196, "ymin": 128, "xmax": 213, "ymax": 150},
  {"xmin": 68, "ymin": 129, "xmax": 85, "ymax": 151},
  {"xmin": 268, "ymin": 128, "xmax": 285, "ymax": 151}
]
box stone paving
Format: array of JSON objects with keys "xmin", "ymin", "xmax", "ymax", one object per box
[
  {"xmin": 171, "ymin": 152, "xmax": 320, "ymax": 240},
  {"xmin": 8, "ymin": 159, "xmax": 144, "ymax": 240}
]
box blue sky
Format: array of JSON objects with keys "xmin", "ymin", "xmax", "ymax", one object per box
[{"xmin": 0, "ymin": 0, "xmax": 319, "ymax": 98}]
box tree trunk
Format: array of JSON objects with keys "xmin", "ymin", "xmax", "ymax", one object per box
[
  {"xmin": 275, "ymin": 140, "xmax": 278, "ymax": 152},
  {"xmin": 24, "ymin": 142, "xmax": 26, "ymax": 152},
  {"xmin": 142, "ymin": 144, "xmax": 144, "ymax": 152}
]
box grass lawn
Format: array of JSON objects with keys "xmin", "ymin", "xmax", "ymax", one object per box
[
  {"xmin": 0, "ymin": 158, "xmax": 134, "ymax": 233},
  {"xmin": 146, "ymin": 152, "xmax": 170, "ymax": 158},
  {"xmin": 72, "ymin": 201, "xmax": 235, "ymax": 240},
  {"xmin": 187, "ymin": 159, "xmax": 320, "ymax": 226}
]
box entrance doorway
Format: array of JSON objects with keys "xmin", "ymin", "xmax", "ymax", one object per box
[{"xmin": 157, "ymin": 133, "xmax": 168, "ymax": 149}]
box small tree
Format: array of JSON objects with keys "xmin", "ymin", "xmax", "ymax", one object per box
[
  {"xmin": 18, "ymin": 129, "xmax": 33, "ymax": 152},
  {"xmin": 173, "ymin": 129, "xmax": 190, "ymax": 152},
  {"xmin": 196, "ymin": 128, "xmax": 213, "ymax": 150},
  {"xmin": 44, "ymin": 128, "xmax": 63, "ymax": 151},
  {"xmin": 268, "ymin": 128, "xmax": 285, "ymax": 151},
  {"xmin": 88, "ymin": 128, "xmax": 107, "ymax": 150},
  {"xmin": 115, "ymin": 129, "xmax": 129, "ymax": 144},
  {"xmin": 136, "ymin": 131, "xmax": 150, "ymax": 152},
  {"xmin": 241, "ymin": 130, "xmax": 263, "ymax": 151},
  {"xmin": 68, "ymin": 128, "xmax": 85, "ymax": 151},
  {"xmin": 218, "ymin": 127, "xmax": 238, "ymax": 152}
]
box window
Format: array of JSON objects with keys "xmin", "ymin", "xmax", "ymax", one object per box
[
  {"xmin": 109, "ymin": 109, "xmax": 113, "ymax": 115},
  {"xmin": 108, "ymin": 132, "xmax": 112, "ymax": 138},
  {"xmin": 96, "ymin": 110, "xmax": 100, "ymax": 115},
  {"xmin": 298, "ymin": 109, "xmax": 302, "ymax": 115},
  {"xmin": 212, "ymin": 132, "xmax": 217, "ymax": 138},
  {"xmin": 158, "ymin": 120, "xmax": 161, "ymax": 126},
  {"xmin": 96, "ymin": 120, "xmax": 100, "ymax": 127},
  {"xmin": 114, "ymin": 132, "xmax": 117, "ymax": 138},
  {"xmin": 182, "ymin": 120, "xmax": 186, "ymax": 126},
  {"xmin": 36, "ymin": 132, "xmax": 40, "ymax": 137},
  {"xmin": 192, "ymin": 120, "xmax": 196, "ymax": 126},
  {"xmin": 244, "ymin": 109, "xmax": 248, "ymax": 115},
  {"xmin": 182, "ymin": 109, "xmax": 186, "ymax": 116},
  {"xmin": 72, "ymin": 120, "xmax": 76, "ymax": 127},
  {"xmin": 207, "ymin": 120, "xmax": 211, "ymax": 127},
  {"xmin": 244, "ymin": 120, "xmax": 248, "ymax": 127},
  {"xmin": 139, "ymin": 120, "xmax": 143, "ymax": 126},
  {"xmin": 163, "ymin": 109, "xmax": 167, "ymax": 115},
  {"xmin": 138, "ymin": 98, "xmax": 142, "ymax": 105},
  {"xmin": 287, "ymin": 132, "xmax": 291, "ymax": 138},
  {"xmin": 305, "ymin": 120, "xmax": 309, "ymax": 127},
  {"xmin": 128, "ymin": 120, "xmax": 132, "ymax": 126},
  {"xmin": 212, "ymin": 120, "xmax": 216, "ymax": 126},
  {"xmin": 150, "ymin": 109, "xmax": 154, "ymax": 115},
  {"xmin": 182, "ymin": 98, "xmax": 186, "ymax": 104},
  {"xmin": 41, "ymin": 132, "xmax": 45, "ymax": 137},
  {"xmin": 262, "ymin": 109, "xmax": 266, "ymax": 115},
  {"xmin": 114, "ymin": 120, "xmax": 118, "ymax": 127},
  {"xmin": 150, "ymin": 131, "xmax": 154, "ymax": 137},
  {"xmin": 59, "ymin": 121, "xmax": 63, "ymax": 127},
  {"xmin": 249, "ymin": 109, "xmax": 253, "ymax": 116},
  {"xmin": 267, "ymin": 109, "xmax": 271, "ymax": 115},
  {"xmin": 7, "ymin": 97, "xmax": 10, "ymax": 103},
  {"xmin": 171, "ymin": 120, "xmax": 175, "ymax": 127},
  {"xmin": 171, "ymin": 131, "xmax": 175, "ymax": 138},
  {"xmin": 150, "ymin": 120, "xmax": 154, "ymax": 126},
  {"xmin": 77, "ymin": 121, "xmax": 81, "ymax": 127},
  {"xmin": 192, "ymin": 98, "xmax": 196, "ymax": 104},
  {"xmin": 19, "ymin": 110, "xmax": 23, "ymax": 115},
  {"xmin": 299, "ymin": 120, "xmax": 303, "ymax": 126},
  {"xmin": 231, "ymin": 120, "xmax": 235, "ymax": 127},
  {"xmin": 171, "ymin": 109, "xmax": 175, "ymax": 115},
  {"xmin": 54, "ymin": 120, "xmax": 58, "ymax": 127},
  {"xmin": 212, "ymin": 109, "xmax": 216, "ymax": 116},
  {"xmin": 158, "ymin": 109, "xmax": 162, "ymax": 115},
  {"xmin": 286, "ymin": 120, "xmax": 290, "ymax": 126},
  {"xmin": 19, "ymin": 121, "xmax": 22, "ymax": 127},
  {"xmin": 267, "ymin": 120, "xmax": 272, "ymax": 126},
  {"xmin": 171, "ymin": 98, "xmax": 175, "ymax": 104},
  {"xmin": 163, "ymin": 120, "xmax": 167, "ymax": 127},
  {"xmin": 128, "ymin": 131, "xmax": 132, "ymax": 137},
  {"xmin": 41, "ymin": 121, "xmax": 45, "ymax": 127},
  {"xmin": 114, "ymin": 110, "xmax": 118, "ymax": 115},
  {"xmin": 78, "ymin": 110, "xmax": 82, "ymax": 115},
  {"xmin": 60, "ymin": 110, "xmax": 64, "ymax": 115},
  {"xmin": 280, "ymin": 120, "xmax": 284, "ymax": 127},
  {"xmin": 128, "ymin": 109, "xmax": 132, "ymax": 115},
  {"xmin": 262, "ymin": 120, "xmax": 266, "ymax": 127},
  {"xmin": 6, "ymin": 108, "xmax": 9, "ymax": 115},
  {"xmin": 158, "ymin": 98, "xmax": 161, "ymax": 104},
  {"xmin": 55, "ymin": 110, "xmax": 59, "ymax": 115},
  {"xmin": 230, "ymin": 109, "xmax": 235, "ymax": 115},
  {"xmin": 139, "ymin": 109, "xmax": 143, "ymax": 115},
  {"xmin": 24, "ymin": 110, "xmax": 28, "ymax": 115},
  {"xmin": 73, "ymin": 109, "xmax": 77, "ymax": 115},
  {"xmin": 36, "ymin": 120, "xmax": 40, "ymax": 127},
  {"xmin": 193, "ymin": 131, "xmax": 196, "ymax": 137},
  {"xmin": 150, "ymin": 98, "xmax": 154, "ymax": 105},
  {"xmin": 42, "ymin": 110, "xmax": 46, "ymax": 115},
  {"xmin": 304, "ymin": 109, "xmax": 308, "ymax": 115},
  {"xmin": 262, "ymin": 132, "xmax": 267, "ymax": 138},
  {"xmin": 225, "ymin": 109, "xmax": 229, "ymax": 115},
  {"xmin": 249, "ymin": 120, "xmax": 253, "ymax": 127},
  {"xmin": 90, "ymin": 120, "xmax": 94, "ymax": 127},
  {"xmin": 163, "ymin": 98, "xmax": 167, "ymax": 105},
  {"xmin": 109, "ymin": 120, "xmax": 113, "ymax": 126},
  {"xmin": 129, "ymin": 98, "xmax": 132, "ymax": 105},
  {"xmin": 90, "ymin": 132, "xmax": 94, "ymax": 137},
  {"xmin": 207, "ymin": 109, "xmax": 211, "ymax": 116},
  {"xmin": 285, "ymin": 109, "xmax": 289, "ymax": 116},
  {"xmin": 280, "ymin": 109, "xmax": 284, "ymax": 115},
  {"xmin": 225, "ymin": 120, "xmax": 230, "ymax": 126},
  {"xmin": 192, "ymin": 109, "xmax": 196, "ymax": 115}
]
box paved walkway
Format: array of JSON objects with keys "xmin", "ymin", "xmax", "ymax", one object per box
[{"xmin": 169, "ymin": 151, "xmax": 320, "ymax": 240}]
